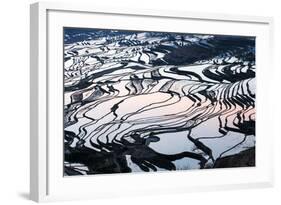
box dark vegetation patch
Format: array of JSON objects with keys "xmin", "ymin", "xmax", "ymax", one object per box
[
  {"xmin": 152, "ymin": 36, "xmax": 255, "ymax": 66},
  {"xmin": 214, "ymin": 147, "xmax": 255, "ymax": 168}
]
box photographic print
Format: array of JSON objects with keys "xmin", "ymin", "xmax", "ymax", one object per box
[{"xmin": 63, "ymin": 27, "xmax": 255, "ymax": 176}]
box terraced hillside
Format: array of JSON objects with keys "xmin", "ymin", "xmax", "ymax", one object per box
[{"xmin": 63, "ymin": 28, "xmax": 256, "ymax": 175}]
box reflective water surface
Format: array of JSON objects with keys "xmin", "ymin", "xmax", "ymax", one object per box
[{"xmin": 63, "ymin": 28, "xmax": 255, "ymax": 175}]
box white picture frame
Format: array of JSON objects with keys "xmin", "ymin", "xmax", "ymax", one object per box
[{"xmin": 30, "ymin": 1, "xmax": 274, "ymax": 202}]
